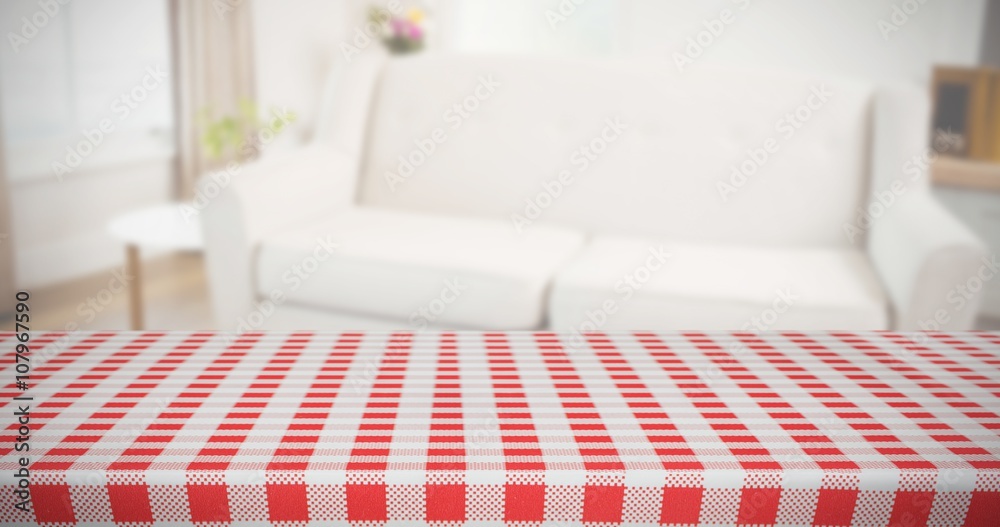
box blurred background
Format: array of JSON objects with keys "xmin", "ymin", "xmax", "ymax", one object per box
[{"xmin": 0, "ymin": 0, "xmax": 997, "ymax": 333}]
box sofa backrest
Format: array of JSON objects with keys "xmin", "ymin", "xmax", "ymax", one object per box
[{"xmin": 356, "ymin": 55, "xmax": 875, "ymax": 247}]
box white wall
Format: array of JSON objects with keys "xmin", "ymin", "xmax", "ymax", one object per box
[
  {"xmin": 250, "ymin": 0, "xmax": 352, "ymax": 148},
  {"xmin": 12, "ymin": 159, "xmax": 173, "ymax": 288},
  {"xmin": 615, "ymin": 0, "xmax": 986, "ymax": 85},
  {"xmin": 439, "ymin": 0, "xmax": 986, "ymax": 85},
  {"xmin": 250, "ymin": 0, "xmax": 439, "ymax": 147},
  {"xmin": 442, "ymin": 0, "xmax": 618, "ymax": 54},
  {"xmin": 250, "ymin": 0, "xmax": 988, "ymax": 144}
]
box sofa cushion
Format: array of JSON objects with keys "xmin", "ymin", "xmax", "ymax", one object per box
[
  {"xmin": 359, "ymin": 56, "xmax": 874, "ymax": 247},
  {"xmin": 255, "ymin": 207, "xmax": 586, "ymax": 329},
  {"xmin": 549, "ymin": 237, "xmax": 889, "ymax": 331}
]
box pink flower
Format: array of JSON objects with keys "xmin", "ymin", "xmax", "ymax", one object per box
[
  {"xmin": 390, "ymin": 18, "xmax": 405, "ymax": 36},
  {"xmin": 407, "ymin": 23, "xmax": 423, "ymax": 40},
  {"xmin": 387, "ymin": 16, "xmax": 422, "ymax": 41}
]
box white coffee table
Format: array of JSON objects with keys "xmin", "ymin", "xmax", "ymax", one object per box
[{"xmin": 107, "ymin": 203, "xmax": 202, "ymax": 330}]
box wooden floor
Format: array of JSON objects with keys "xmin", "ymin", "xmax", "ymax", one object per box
[
  {"xmin": 4, "ymin": 252, "xmax": 212, "ymax": 331},
  {"xmin": 3, "ymin": 252, "xmax": 1000, "ymax": 332}
]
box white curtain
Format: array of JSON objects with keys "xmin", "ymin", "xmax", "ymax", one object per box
[
  {"xmin": 0, "ymin": 110, "xmax": 13, "ymax": 305},
  {"xmin": 170, "ymin": 0, "xmax": 256, "ymax": 198}
]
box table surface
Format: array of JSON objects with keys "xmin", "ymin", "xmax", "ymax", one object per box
[
  {"xmin": 106, "ymin": 202, "xmax": 202, "ymax": 250},
  {"xmin": 2, "ymin": 331, "xmax": 998, "ymax": 526}
]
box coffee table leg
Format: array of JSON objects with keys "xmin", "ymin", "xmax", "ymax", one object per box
[{"xmin": 126, "ymin": 244, "xmax": 144, "ymax": 330}]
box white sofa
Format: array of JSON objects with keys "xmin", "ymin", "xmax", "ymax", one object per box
[{"xmin": 201, "ymin": 54, "xmax": 987, "ymax": 332}]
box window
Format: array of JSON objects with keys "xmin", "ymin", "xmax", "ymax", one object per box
[{"xmin": 0, "ymin": 0, "xmax": 174, "ymax": 181}]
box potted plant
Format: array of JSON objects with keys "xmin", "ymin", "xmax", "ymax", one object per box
[{"xmin": 199, "ymin": 99, "xmax": 297, "ymax": 163}]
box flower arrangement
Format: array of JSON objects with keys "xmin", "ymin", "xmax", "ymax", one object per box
[{"xmin": 369, "ymin": 6, "xmax": 425, "ymax": 55}]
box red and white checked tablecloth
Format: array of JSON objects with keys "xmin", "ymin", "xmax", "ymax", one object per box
[{"xmin": 1, "ymin": 331, "xmax": 999, "ymax": 526}]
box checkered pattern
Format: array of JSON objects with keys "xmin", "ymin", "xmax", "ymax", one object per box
[{"xmin": 1, "ymin": 331, "xmax": 998, "ymax": 526}]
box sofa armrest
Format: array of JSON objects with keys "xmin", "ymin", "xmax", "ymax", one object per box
[
  {"xmin": 199, "ymin": 145, "xmax": 357, "ymax": 330},
  {"xmin": 869, "ymin": 190, "xmax": 988, "ymax": 330}
]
